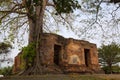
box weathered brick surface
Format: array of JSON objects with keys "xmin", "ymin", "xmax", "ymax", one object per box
[{"xmin": 13, "ymin": 33, "xmax": 102, "ymax": 74}]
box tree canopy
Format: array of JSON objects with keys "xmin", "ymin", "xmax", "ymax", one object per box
[
  {"xmin": 98, "ymin": 42, "xmax": 120, "ymax": 73},
  {"xmin": 0, "ymin": 0, "xmax": 119, "ymax": 44}
]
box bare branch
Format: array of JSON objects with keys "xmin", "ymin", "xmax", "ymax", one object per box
[
  {"xmin": 45, "ymin": 9, "xmax": 59, "ymax": 29},
  {"xmin": 43, "ymin": 23, "xmax": 52, "ymax": 33},
  {"xmin": 18, "ymin": 20, "xmax": 28, "ymax": 28},
  {"xmin": 111, "ymin": 4, "xmax": 120, "ymax": 14},
  {"xmin": 0, "ymin": 10, "xmax": 27, "ymax": 14},
  {"xmin": 0, "ymin": 13, "xmax": 8, "ymax": 21},
  {"xmin": 58, "ymin": 14, "xmax": 74, "ymax": 31},
  {"xmin": 96, "ymin": 0, "xmax": 103, "ymax": 20},
  {"xmin": 1, "ymin": 15, "xmax": 27, "ymax": 23}
]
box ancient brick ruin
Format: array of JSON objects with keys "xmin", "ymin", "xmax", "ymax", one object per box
[{"xmin": 13, "ymin": 33, "xmax": 102, "ymax": 74}]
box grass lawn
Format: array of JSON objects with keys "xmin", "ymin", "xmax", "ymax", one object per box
[
  {"xmin": 0, "ymin": 74, "xmax": 120, "ymax": 80},
  {"xmin": 94, "ymin": 74, "xmax": 120, "ymax": 80}
]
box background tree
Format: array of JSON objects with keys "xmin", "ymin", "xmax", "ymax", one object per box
[
  {"xmin": 98, "ymin": 42, "xmax": 120, "ymax": 74},
  {"xmin": 0, "ymin": 42, "xmax": 12, "ymax": 68}
]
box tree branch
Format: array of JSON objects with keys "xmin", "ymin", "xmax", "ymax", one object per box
[
  {"xmin": 58, "ymin": 14, "xmax": 74, "ymax": 31},
  {"xmin": 0, "ymin": 10, "xmax": 27, "ymax": 14}
]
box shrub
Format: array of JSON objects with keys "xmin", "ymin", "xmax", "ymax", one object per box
[
  {"xmin": 0, "ymin": 66, "xmax": 13, "ymax": 76},
  {"xmin": 102, "ymin": 65, "xmax": 120, "ymax": 74},
  {"xmin": 112, "ymin": 65, "xmax": 120, "ymax": 74},
  {"xmin": 21, "ymin": 43, "xmax": 36, "ymax": 69}
]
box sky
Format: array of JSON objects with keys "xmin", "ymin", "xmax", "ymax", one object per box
[{"xmin": 0, "ymin": 0, "xmax": 120, "ymax": 67}]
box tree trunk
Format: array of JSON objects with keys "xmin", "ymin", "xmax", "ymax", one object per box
[
  {"xmin": 22, "ymin": 0, "xmax": 47, "ymax": 75},
  {"xmin": 109, "ymin": 64, "xmax": 112, "ymax": 74},
  {"xmin": 108, "ymin": 62, "xmax": 112, "ymax": 74}
]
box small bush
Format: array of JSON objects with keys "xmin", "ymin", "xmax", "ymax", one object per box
[
  {"xmin": 0, "ymin": 66, "xmax": 13, "ymax": 76},
  {"xmin": 112, "ymin": 66, "xmax": 120, "ymax": 74},
  {"xmin": 21, "ymin": 43, "xmax": 36, "ymax": 69},
  {"xmin": 102, "ymin": 66, "xmax": 120, "ymax": 74}
]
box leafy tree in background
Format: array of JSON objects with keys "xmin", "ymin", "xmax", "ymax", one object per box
[
  {"xmin": 0, "ymin": 42, "xmax": 12, "ymax": 68},
  {"xmin": 98, "ymin": 42, "xmax": 120, "ymax": 74},
  {"xmin": 102, "ymin": 65, "xmax": 120, "ymax": 74},
  {"xmin": 0, "ymin": 0, "xmax": 119, "ymax": 75}
]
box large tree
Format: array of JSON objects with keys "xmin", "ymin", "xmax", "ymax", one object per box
[
  {"xmin": 98, "ymin": 42, "xmax": 120, "ymax": 74},
  {"xmin": 0, "ymin": 0, "xmax": 81, "ymax": 75}
]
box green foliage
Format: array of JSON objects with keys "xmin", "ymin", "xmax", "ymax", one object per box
[
  {"xmin": 102, "ymin": 66, "xmax": 111, "ymax": 74},
  {"xmin": 112, "ymin": 65, "xmax": 120, "ymax": 73},
  {"xmin": 0, "ymin": 0, "xmax": 12, "ymax": 11},
  {"xmin": 53, "ymin": 0, "xmax": 81, "ymax": 14},
  {"xmin": 98, "ymin": 42, "xmax": 120, "ymax": 66},
  {"xmin": 0, "ymin": 42, "xmax": 12, "ymax": 54},
  {"xmin": 25, "ymin": 0, "xmax": 40, "ymax": 7},
  {"xmin": 25, "ymin": 0, "xmax": 42, "ymax": 14},
  {"xmin": 25, "ymin": 0, "xmax": 81, "ymax": 15},
  {"xmin": 102, "ymin": 66, "xmax": 120, "ymax": 74},
  {"xmin": 0, "ymin": 0, "xmax": 11, "ymax": 5},
  {"xmin": 98, "ymin": 42, "xmax": 120, "ymax": 74},
  {"xmin": 21, "ymin": 43, "xmax": 36, "ymax": 67},
  {"xmin": 110, "ymin": 0, "xmax": 120, "ymax": 3},
  {"xmin": 0, "ymin": 42, "xmax": 12, "ymax": 67},
  {"xmin": 19, "ymin": 59, "xmax": 26, "ymax": 70},
  {"xmin": 33, "ymin": 0, "xmax": 40, "ymax": 5},
  {"xmin": 0, "ymin": 66, "xmax": 13, "ymax": 76}
]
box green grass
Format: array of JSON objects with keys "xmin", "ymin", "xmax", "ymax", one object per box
[{"xmin": 0, "ymin": 74, "xmax": 120, "ymax": 80}]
